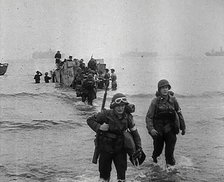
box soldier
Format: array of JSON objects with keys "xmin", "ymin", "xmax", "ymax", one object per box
[
  {"xmin": 54, "ymin": 51, "xmax": 61, "ymax": 65},
  {"xmin": 88, "ymin": 57, "xmax": 97, "ymax": 72},
  {"xmin": 110, "ymin": 68, "xmax": 117, "ymax": 90},
  {"xmin": 104, "ymin": 69, "xmax": 110, "ymax": 88},
  {"xmin": 146, "ymin": 79, "xmax": 186, "ymax": 167},
  {"xmin": 44, "ymin": 72, "xmax": 51, "ymax": 83},
  {"xmin": 34, "ymin": 71, "xmax": 42, "ymax": 83},
  {"xmin": 81, "ymin": 74, "xmax": 96, "ymax": 105},
  {"xmin": 68, "ymin": 55, "xmax": 73, "ymax": 61},
  {"xmin": 87, "ymin": 93, "xmax": 144, "ymax": 182},
  {"xmin": 96, "ymin": 71, "xmax": 105, "ymax": 89}
]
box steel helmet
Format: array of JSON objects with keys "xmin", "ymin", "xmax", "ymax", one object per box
[
  {"xmin": 110, "ymin": 93, "xmax": 129, "ymax": 109},
  {"xmin": 158, "ymin": 79, "xmax": 171, "ymax": 90}
]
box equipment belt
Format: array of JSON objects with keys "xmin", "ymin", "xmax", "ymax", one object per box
[{"xmin": 102, "ymin": 132, "xmax": 121, "ymax": 139}]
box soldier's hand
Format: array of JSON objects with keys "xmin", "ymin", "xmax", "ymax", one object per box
[
  {"xmin": 133, "ymin": 148, "xmax": 142, "ymax": 159},
  {"xmin": 100, "ymin": 123, "xmax": 109, "ymax": 131},
  {"xmin": 181, "ymin": 130, "xmax": 185, "ymax": 135},
  {"xmin": 150, "ymin": 129, "xmax": 158, "ymax": 136}
]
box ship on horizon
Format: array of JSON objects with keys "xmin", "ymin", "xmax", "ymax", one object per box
[
  {"xmin": 205, "ymin": 47, "xmax": 224, "ymax": 56},
  {"xmin": 121, "ymin": 50, "xmax": 158, "ymax": 58}
]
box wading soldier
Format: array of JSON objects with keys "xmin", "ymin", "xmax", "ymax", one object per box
[
  {"xmin": 146, "ymin": 79, "xmax": 186, "ymax": 167},
  {"xmin": 87, "ymin": 93, "xmax": 144, "ymax": 182}
]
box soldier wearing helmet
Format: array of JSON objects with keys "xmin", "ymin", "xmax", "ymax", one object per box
[
  {"xmin": 110, "ymin": 68, "xmax": 117, "ymax": 90},
  {"xmin": 81, "ymin": 73, "xmax": 96, "ymax": 105},
  {"xmin": 87, "ymin": 93, "xmax": 144, "ymax": 182},
  {"xmin": 44, "ymin": 72, "xmax": 51, "ymax": 83},
  {"xmin": 34, "ymin": 71, "xmax": 42, "ymax": 83},
  {"xmin": 145, "ymin": 79, "xmax": 186, "ymax": 168},
  {"xmin": 54, "ymin": 51, "xmax": 61, "ymax": 65}
]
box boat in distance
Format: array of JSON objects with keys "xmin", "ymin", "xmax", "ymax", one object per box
[
  {"xmin": 0, "ymin": 63, "xmax": 8, "ymax": 75},
  {"xmin": 121, "ymin": 50, "xmax": 158, "ymax": 58},
  {"xmin": 205, "ymin": 47, "xmax": 224, "ymax": 56}
]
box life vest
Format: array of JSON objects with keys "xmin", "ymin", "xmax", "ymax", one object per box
[{"xmin": 154, "ymin": 95, "xmax": 180, "ymax": 134}]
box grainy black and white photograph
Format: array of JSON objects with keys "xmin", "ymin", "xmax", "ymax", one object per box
[{"xmin": 0, "ymin": 0, "xmax": 224, "ymax": 181}]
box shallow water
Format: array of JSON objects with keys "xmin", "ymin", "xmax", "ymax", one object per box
[{"xmin": 0, "ymin": 56, "xmax": 224, "ymax": 181}]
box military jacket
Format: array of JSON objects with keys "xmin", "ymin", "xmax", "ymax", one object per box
[
  {"xmin": 146, "ymin": 94, "xmax": 186, "ymax": 135},
  {"xmin": 87, "ymin": 109, "xmax": 136, "ymax": 153},
  {"xmin": 87, "ymin": 109, "xmax": 135, "ymax": 134}
]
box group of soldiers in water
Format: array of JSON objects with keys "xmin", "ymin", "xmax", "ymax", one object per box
[
  {"xmin": 34, "ymin": 51, "xmax": 117, "ymax": 105},
  {"xmin": 70, "ymin": 66, "xmax": 117, "ymax": 105},
  {"xmin": 58, "ymin": 51, "xmax": 117, "ymax": 105},
  {"xmin": 34, "ymin": 71, "xmax": 51, "ymax": 83},
  {"xmin": 33, "ymin": 51, "xmax": 186, "ymax": 182}
]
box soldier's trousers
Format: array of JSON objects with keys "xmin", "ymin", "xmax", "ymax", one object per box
[
  {"xmin": 152, "ymin": 131, "xmax": 177, "ymax": 165},
  {"xmin": 99, "ymin": 150, "xmax": 127, "ymax": 180}
]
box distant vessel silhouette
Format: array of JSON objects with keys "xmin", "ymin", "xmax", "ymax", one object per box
[
  {"xmin": 0, "ymin": 63, "xmax": 8, "ymax": 75},
  {"xmin": 121, "ymin": 50, "xmax": 158, "ymax": 58},
  {"xmin": 205, "ymin": 47, "xmax": 224, "ymax": 56},
  {"xmin": 32, "ymin": 49, "xmax": 65, "ymax": 59}
]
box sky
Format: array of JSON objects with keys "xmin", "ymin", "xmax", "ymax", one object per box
[{"xmin": 0, "ymin": 0, "xmax": 224, "ymax": 59}]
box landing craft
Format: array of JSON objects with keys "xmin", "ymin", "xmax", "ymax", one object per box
[
  {"xmin": 53, "ymin": 57, "xmax": 106, "ymax": 87},
  {"xmin": 0, "ymin": 63, "xmax": 8, "ymax": 76}
]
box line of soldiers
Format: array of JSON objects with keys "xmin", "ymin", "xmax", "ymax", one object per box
[
  {"xmin": 70, "ymin": 64, "xmax": 117, "ymax": 106},
  {"xmin": 54, "ymin": 51, "xmax": 117, "ymax": 105}
]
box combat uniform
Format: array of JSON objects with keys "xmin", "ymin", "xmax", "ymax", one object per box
[
  {"xmin": 81, "ymin": 75, "xmax": 96, "ymax": 105},
  {"xmin": 146, "ymin": 80, "xmax": 186, "ymax": 166},
  {"xmin": 87, "ymin": 108, "xmax": 141, "ymax": 181}
]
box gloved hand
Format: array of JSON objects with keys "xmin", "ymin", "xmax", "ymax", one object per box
[
  {"xmin": 181, "ymin": 130, "xmax": 185, "ymax": 135},
  {"xmin": 100, "ymin": 123, "xmax": 109, "ymax": 131},
  {"xmin": 150, "ymin": 129, "xmax": 158, "ymax": 136},
  {"xmin": 132, "ymin": 148, "xmax": 142, "ymax": 160},
  {"xmin": 130, "ymin": 156, "xmax": 139, "ymax": 166},
  {"xmin": 130, "ymin": 148, "xmax": 144, "ymax": 166}
]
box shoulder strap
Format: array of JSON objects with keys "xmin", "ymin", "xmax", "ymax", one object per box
[
  {"xmin": 168, "ymin": 96, "xmax": 178, "ymax": 111},
  {"xmin": 153, "ymin": 97, "xmax": 160, "ymax": 119},
  {"xmin": 126, "ymin": 113, "xmax": 134, "ymax": 131}
]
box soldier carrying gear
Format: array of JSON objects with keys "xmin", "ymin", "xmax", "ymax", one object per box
[
  {"xmin": 81, "ymin": 74, "xmax": 96, "ymax": 105},
  {"xmin": 87, "ymin": 93, "xmax": 145, "ymax": 182},
  {"xmin": 146, "ymin": 79, "xmax": 186, "ymax": 167}
]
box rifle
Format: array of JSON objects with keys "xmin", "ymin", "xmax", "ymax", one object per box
[
  {"xmin": 92, "ymin": 83, "xmax": 109, "ymax": 164},
  {"xmin": 101, "ymin": 82, "xmax": 109, "ymax": 111}
]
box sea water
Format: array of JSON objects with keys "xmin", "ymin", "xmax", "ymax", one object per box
[{"xmin": 0, "ymin": 56, "xmax": 224, "ymax": 182}]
